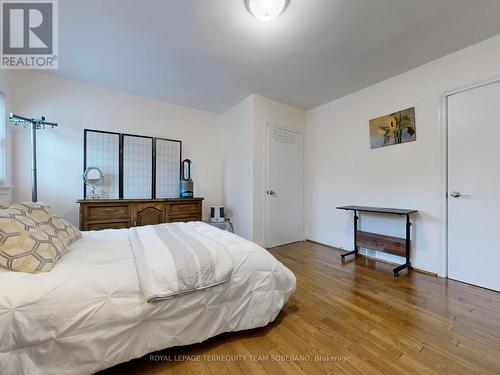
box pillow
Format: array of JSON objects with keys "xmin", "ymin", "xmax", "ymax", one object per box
[
  {"xmin": 0, "ymin": 207, "xmax": 66, "ymax": 273},
  {"xmin": 16, "ymin": 202, "xmax": 82, "ymax": 247}
]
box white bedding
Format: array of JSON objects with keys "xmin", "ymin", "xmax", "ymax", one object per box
[
  {"xmin": 0, "ymin": 222, "xmax": 296, "ymax": 375},
  {"xmin": 129, "ymin": 223, "xmax": 234, "ymax": 302}
]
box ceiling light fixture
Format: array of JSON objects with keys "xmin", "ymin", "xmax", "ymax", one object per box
[{"xmin": 246, "ymin": 0, "xmax": 288, "ymax": 22}]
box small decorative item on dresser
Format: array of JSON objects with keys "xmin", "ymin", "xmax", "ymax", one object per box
[
  {"xmin": 210, "ymin": 206, "xmax": 225, "ymax": 222},
  {"xmin": 83, "ymin": 167, "xmax": 104, "ymax": 199},
  {"xmin": 179, "ymin": 159, "xmax": 194, "ymax": 198}
]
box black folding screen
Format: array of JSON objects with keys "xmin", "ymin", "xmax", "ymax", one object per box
[{"xmin": 83, "ymin": 129, "xmax": 181, "ymax": 199}]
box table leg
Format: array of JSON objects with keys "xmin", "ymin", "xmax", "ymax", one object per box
[
  {"xmin": 341, "ymin": 211, "xmax": 359, "ymax": 261},
  {"xmin": 393, "ymin": 214, "xmax": 413, "ymax": 277}
]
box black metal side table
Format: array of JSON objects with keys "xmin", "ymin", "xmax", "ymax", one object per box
[{"xmin": 337, "ymin": 206, "xmax": 418, "ymax": 277}]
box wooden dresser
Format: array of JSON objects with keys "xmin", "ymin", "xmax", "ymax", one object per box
[{"xmin": 77, "ymin": 198, "xmax": 203, "ymax": 231}]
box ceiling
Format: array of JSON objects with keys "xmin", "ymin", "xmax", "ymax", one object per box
[{"xmin": 54, "ymin": 0, "xmax": 500, "ymax": 113}]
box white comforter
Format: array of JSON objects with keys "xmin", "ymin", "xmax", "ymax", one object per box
[
  {"xmin": 0, "ymin": 222, "xmax": 296, "ymax": 375},
  {"xmin": 130, "ymin": 223, "xmax": 234, "ymax": 302}
]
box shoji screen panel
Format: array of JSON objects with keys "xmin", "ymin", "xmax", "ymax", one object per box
[
  {"xmin": 155, "ymin": 139, "xmax": 181, "ymax": 198},
  {"xmin": 123, "ymin": 135, "xmax": 153, "ymax": 199},
  {"xmin": 84, "ymin": 130, "xmax": 120, "ymax": 199},
  {"xmin": 84, "ymin": 130, "xmax": 182, "ymax": 200}
]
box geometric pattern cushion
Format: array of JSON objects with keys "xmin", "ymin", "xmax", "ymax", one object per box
[
  {"xmin": 16, "ymin": 202, "xmax": 82, "ymax": 247},
  {"xmin": 0, "ymin": 207, "xmax": 67, "ymax": 273},
  {"xmin": 0, "ymin": 203, "xmax": 81, "ymax": 273}
]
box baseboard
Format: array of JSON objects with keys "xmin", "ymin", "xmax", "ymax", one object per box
[
  {"xmin": 305, "ymin": 239, "xmax": 438, "ymax": 277},
  {"xmin": 267, "ymin": 240, "xmax": 305, "ymax": 250}
]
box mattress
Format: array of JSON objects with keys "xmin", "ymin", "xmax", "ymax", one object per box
[{"xmin": 0, "ymin": 222, "xmax": 296, "ymax": 375}]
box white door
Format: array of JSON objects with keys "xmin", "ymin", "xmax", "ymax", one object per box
[
  {"xmin": 265, "ymin": 126, "xmax": 303, "ymax": 248},
  {"xmin": 448, "ymin": 81, "xmax": 500, "ymax": 291}
]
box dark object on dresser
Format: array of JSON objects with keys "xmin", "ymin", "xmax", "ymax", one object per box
[
  {"xmin": 78, "ymin": 198, "xmax": 203, "ymax": 231},
  {"xmin": 336, "ymin": 205, "xmax": 418, "ymax": 277},
  {"xmin": 179, "ymin": 159, "xmax": 194, "ymax": 198}
]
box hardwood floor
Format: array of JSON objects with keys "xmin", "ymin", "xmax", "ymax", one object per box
[{"xmin": 101, "ymin": 241, "xmax": 500, "ymax": 374}]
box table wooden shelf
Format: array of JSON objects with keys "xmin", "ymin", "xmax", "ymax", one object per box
[{"xmin": 337, "ymin": 205, "xmax": 418, "ymax": 277}]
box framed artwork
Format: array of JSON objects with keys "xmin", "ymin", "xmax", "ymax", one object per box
[{"xmin": 369, "ymin": 107, "xmax": 416, "ymax": 149}]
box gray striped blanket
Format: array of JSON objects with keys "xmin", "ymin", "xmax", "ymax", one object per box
[{"xmin": 129, "ymin": 222, "xmax": 233, "ymax": 303}]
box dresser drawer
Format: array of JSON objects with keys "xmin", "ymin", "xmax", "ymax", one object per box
[
  {"xmin": 86, "ymin": 221, "xmax": 130, "ymax": 231},
  {"xmin": 85, "ymin": 205, "xmax": 130, "ymax": 220},
  {"xmin": 169, "ymin": 215, "xmax": 200, "ymax": 223},
  {"xmin": 169, "ymin": 202, "xmax": 200, "ymax": 216}
]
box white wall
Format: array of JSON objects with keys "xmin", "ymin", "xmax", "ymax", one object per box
[
  {"xmin": 221, "ymin": 94, "xmax": 306, "ymax": 245},
  {"xmin": 10, "ymin": 71, "xmax": 224, "ymax": 225},
  {"xmin": 252, "ymin": 95, "xmax": 306, "ymax": 246},
  {"xmin": 221, "ymin": 96, "xmax": 254, "ymax": 239},
  {"xmin": 305, "ymin": 34, "xmax": 500, "ymax": 276}
]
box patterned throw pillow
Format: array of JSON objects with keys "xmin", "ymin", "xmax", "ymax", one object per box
[
  {"xmin": 0, "ymin": 207, "xmax": 66, "ymax": 273},
  {"xmin": 17, "ymin": 202, "xmax": 82, "ymax": 247}
]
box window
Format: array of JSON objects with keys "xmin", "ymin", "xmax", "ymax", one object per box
[
  {"xmin": 84, "ymin": 129, "xmax": 181, "ymax": 199},
  {"xmin": 0, "ymin": 92, "xmax": 5, "ymax": 185}
]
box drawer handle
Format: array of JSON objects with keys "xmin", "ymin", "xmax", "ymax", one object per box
[{"xmin": 103, "ymin": 208, "xmax": 119, "ymax": 214}]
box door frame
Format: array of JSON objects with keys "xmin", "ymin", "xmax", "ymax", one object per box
[
  {"xmin": 264, "ymin": 124, "xmax": 304, "ymax": 248},
  {"xmin": 441, "ymin": 76, "xmax": 500, "ymax": 278}
]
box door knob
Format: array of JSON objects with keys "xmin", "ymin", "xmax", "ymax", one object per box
[
  {"xmin": 267, "ymin": 190, "xmax": 278, "ymax": 196},
  {"xmin": 450, "ymin": 191, "xmax": 471, "ymax": 198}
]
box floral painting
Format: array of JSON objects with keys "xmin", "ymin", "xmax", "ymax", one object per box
[{"xmin": 369, "ymin": 107, "xmax": 416, "ymax": 149}]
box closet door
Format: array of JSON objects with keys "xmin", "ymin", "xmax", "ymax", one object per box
[
  {"xmin": 265, "ymin": 126, "xmax": 303, "ymax": 247},
  {"xmin": 448, "ymin": 81, "xmax": 500, "ymax": 291}
]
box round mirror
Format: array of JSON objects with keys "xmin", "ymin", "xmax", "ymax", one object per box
[{"xmin": 83, "ymin": 167, "xmax": 103, "ymax": 199}]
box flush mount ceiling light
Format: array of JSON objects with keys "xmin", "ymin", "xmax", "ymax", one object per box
[{"xmin": 246, "ymin": 0, "xmax": 288, "ymax": 22}]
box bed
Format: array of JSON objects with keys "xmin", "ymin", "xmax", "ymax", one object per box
[{"xmin": 0, "ymin": 222, "xmax": 296, "ymax": 375}]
